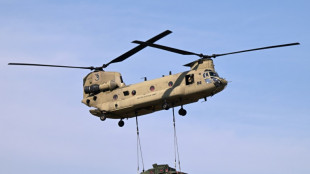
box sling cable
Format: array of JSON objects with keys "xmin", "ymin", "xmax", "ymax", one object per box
[
  {"xmin": 135, "ymin": 108, "xmax": 182, "ymax": 173},
  {"xmin": 172, "ymin": 107, "xmax": 182, "ymax": 172},
  {"xmin": 136, "ymin": 115, "xmax": 145, "ymax": 174}
]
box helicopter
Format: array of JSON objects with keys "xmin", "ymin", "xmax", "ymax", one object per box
[{"xmin": 8, "ymin": 30, "xmax": 300, "ymax": 127}]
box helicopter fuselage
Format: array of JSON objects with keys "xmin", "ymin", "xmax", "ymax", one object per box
[{"xmin": 82, "ymin": 59, "xmax": 227, "ymax": 120}]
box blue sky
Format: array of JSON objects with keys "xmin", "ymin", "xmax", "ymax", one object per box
[{"xmin": 1, "ymin": 1, "xmax": 309, "ymax": 174}]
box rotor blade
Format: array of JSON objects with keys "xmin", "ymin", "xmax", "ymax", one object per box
[
  {"xmin": 184, "ymin": 42, "xmax": 300, "ymax": 67},
  {"xmin": 132, "ymin": 40, "xmax": 201, "ymax": 57},
  {"xmin": 212, "ymin": 42, "xmax": 300, "ymax": 58},
  {"xmin": 8, "ymin": 63, "xmax": 95, "ymax": 70},
  {"xmin": 104, "ymin": 30, "xmax": 172, "ymax": 68}
]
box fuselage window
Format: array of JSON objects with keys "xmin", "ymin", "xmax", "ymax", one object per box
[
  {"xmin": 132, "ymin": 90, "xmax": 136, "ymax": 95},
  {"xmin": 113, "ymin": 94, "xmax": 118, "ymax": 100},
  {"xmin": 168, "ymin": 81, "xmax": 173, "ymax": 87},
  {"xmin": 123, "ymin": 91, "xmax": 129, "ymax": 96},
  {"xmin": 150, "ymin": 86, "xmax": 155, "ymax": 91}
]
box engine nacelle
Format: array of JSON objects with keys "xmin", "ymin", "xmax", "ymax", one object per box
[{"xmin": 84, "ymin": 80, "xmax": 118, "ymax": 94}]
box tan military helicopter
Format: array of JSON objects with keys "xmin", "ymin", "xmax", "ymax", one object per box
[{"xmin": 8, "ymin": 30, "xmax": 299, "ymax": 127}]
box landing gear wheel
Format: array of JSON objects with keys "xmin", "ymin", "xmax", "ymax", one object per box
[
  {"xmin": 178, "ymin": 108, "xmax": 187, "ymax": 116},
  {"xmin": 162, "ymin": 102, "xmax": 170, "ymax": 110},
  {"xmin": 118, "ymin": 120, "xmax": 125, "ymax": 127},
  {"xmin": 100, "ymin": 115, "xmax": 106, "ymax": 121}
]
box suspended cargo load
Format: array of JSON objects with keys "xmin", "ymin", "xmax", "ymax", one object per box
[{"xmin": 140, "ymin": 163, "xmax": 187, "ymax": 174}]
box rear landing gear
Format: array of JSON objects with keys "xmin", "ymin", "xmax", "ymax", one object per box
[
  {"xmin": 178, "ymin": 106, "xmax": 187, "ymax": 116},
  {"xmin": 100, "ymin": 115, "xmax": 106, "ymax": 121},
  {"xmin": 162, "ymin": 102, "xmax": 170, "ymax": 110},
  {"xmin": 118, "ymin": 119, "xmax": 125, "ymax": 127}
]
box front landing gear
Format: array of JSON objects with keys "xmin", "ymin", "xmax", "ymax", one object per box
[
  {"xmin": 118, "ymin": 119, "xmax": 125, "ymax": 127},
  {"xmin": 178, "ymin": 106, "xmax": 187, "ymax": 116}
]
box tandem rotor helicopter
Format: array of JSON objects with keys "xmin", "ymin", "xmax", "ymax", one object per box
[{"xmin": 8, "ymin": 30, "xmax": 299, "ymax": 127}]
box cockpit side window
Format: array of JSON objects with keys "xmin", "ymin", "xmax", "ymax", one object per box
[{"xmin": 203, "ymin": 72, "xmax": 209, "ymax": 78}]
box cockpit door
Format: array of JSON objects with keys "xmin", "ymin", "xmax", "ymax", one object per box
[{"xmin": 203, "ymin": 71, "xmax": 212, "ymax": 83}]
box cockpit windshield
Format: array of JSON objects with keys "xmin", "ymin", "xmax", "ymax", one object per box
[{"xmin": 209, "ymin": 72, "xmax": 218, "ymax": 77}]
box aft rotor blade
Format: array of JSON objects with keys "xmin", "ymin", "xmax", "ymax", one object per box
[
  {"xmin": 132, "ymin": 40, "xmax": 201, "ymax": 57},
  {"xmin": 104, "ymin": 30, "xmax": 172, "ymax": 68},
  {"xmin": 212, "ymin": 42, "xmax": 300, "ymax": 58},
  {"xmin": 8, "ymin": 63, "xmax": 95, "ymax": 70}
]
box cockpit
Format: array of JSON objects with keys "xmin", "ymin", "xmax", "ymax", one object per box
[
  {"xmin": 203, "ymin": 69, "xmax": 219, "ymax": 78},
  {"xmin": 203, "ymin": 69, "xmax": 222, "ymax": 85}
]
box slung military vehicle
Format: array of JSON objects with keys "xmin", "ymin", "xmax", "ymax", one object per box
[
  {"xmin": 141, "ymin": 163, "xmax": 187, "ymax": 174},
  {"xmin": 8, "ymin": 30, "xmax": 299, "ymax": 127}
]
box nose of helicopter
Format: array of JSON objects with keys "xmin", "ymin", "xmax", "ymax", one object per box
[
  {"xmin": 220, "ymin": 78, "xmax": 228, "ymax": 87},
  {"xmin": 212, "ymin": 77, "xmax": 227, "ymax": 90}
]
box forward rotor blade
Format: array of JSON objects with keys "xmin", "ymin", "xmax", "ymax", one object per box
[
  {"xmin": 133, "ymin": 41, "xmax": 300, "ymax": 60},
  {"xmin": 212, "ymin": 42, "xmax": 300, "ymax": 58},
  {"xmin": 8, "ymin": 63, "xmax": 95, "ymax": 70},
  {"xmin": 104, "ymin": 30, "xmax": 172, "ymax": 68},
  {"xmin": 132, "ymin": 40, "xmax": 201, "ymax": 57},
  {"xmin": 184, "ymin": 42, "xmax": 300, "ymax": 67}
]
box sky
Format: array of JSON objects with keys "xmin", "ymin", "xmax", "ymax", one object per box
[{"xmin": 0, "ymin": 0, "xmax": 309, "ymax": 174}]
